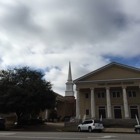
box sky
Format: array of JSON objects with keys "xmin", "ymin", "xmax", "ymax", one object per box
[{"xmin": 1, "ymin": 0, "xmax": 140, "ymax": 96}]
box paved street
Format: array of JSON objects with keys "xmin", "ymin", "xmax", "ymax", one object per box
[
  {"xmin": 2, "ymin": 122, "xmax": 139, "ymax": 140},
  {"xmin": 7, "ymin": 122, "xmax": 135, "ymax": 133},
  {"xmin": 0, "ymin": 131, "xmax": 139, "ymax": 140}
]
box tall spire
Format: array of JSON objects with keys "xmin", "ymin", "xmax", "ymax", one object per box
[
  {"xmin": 65, "ymin": 62, "xmax": 74, "ymax": 97},
  {"xmin": 67, "ymin": 62, "xmax": 72, "ymax": 82}
]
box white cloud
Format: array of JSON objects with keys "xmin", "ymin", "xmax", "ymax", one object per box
[{"xmin": 0, "ymin": 0, "xmax": 140, "ymax": 95}]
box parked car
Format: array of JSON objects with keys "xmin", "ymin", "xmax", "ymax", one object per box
[
  {"xmin": 134, "ymin": 124, "xmax": 140, "ymax": 134},
  {"xmin": 78, "ymin": 119, "xmax": 104, "ymax": 133},
  {"xmin": 0, "ymin": 118, "xmax": 5, "ymax": 130}
]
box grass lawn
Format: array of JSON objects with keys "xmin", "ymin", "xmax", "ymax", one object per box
[{"xmin": 60, "ymin": 126, "xmax": 78, "ymax": 132}]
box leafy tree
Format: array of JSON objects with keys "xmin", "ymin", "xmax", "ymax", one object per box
[{"xmin": 0, "ymin": 67, "xmax": 56, "ymax": 126}]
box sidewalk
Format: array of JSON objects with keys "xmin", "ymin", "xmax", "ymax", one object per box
[
  {"xmin": 7, "ymin": 122, "xmax": 135, "ymax": 133},
  {"xmin": 104, "ymin": 128, "xmax": 134, "ymax": 133}
]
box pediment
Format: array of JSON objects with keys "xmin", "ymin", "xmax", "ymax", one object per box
[{"xmin": 74, "ymin": 62, "xmax": 140, "ymax": 82}]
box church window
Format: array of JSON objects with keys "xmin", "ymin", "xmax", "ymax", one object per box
[
  {"xmin": 86, "ymin": 109, "xmax": 89, "ymax": 115},
  {"xmin": 85, "ymin": 93, "xmax": 89, "ymax": 98},
  {"xmin": 128, "ymin": 91, "xmax": 136, "ymax": 97},
  {"xmin": 98, "ymin": 92, "xmax": 105, "ymax": 98},
  {"xmin": 113, "ymin": 91, "xmax": 120, "ymax": 98}
]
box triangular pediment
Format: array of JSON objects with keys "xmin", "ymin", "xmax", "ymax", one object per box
[{"xmin": 74, "ymin": 62, "xmax": 140, "ymax": 82}]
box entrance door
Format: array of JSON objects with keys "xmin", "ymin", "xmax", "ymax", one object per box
[
  {"xmin": 114, "ymin": 106, "xmax": 122, "ymax": 119},
  {"xmin": 130, "ymin": 106, "xmax": 139, "ymax": 118},
  {"xmin": 98, "ymin": 106, "xmax": 106, "ymax": 118}
]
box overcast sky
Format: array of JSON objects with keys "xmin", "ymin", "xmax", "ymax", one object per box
[{"xmin": 1, "ymin": 0, "xmax": 140, "ymax": 96}]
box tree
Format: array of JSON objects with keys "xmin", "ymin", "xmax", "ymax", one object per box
[{"xmin": 0, "ymin": 67, "xmax": 56, "ymax": 126}]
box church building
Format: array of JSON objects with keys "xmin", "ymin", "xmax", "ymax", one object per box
[{"xmin": 74, "ymin": 62, "xmax": 140, "ymax": 126}]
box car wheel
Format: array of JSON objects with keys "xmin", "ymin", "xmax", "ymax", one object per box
[
  {"xmin": 78, "ymin": 127, "xmax": 81, "ymax": 132},
  {"xmin": 88, "ymin": 127, "xmax": 92, "ymax": 133},
  {"xmin": 136, "ymin": 129, "xmax": 140, "ymax": 134}
]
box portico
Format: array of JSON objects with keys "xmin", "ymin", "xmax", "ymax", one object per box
[{"xmin": 74, "ymin": 62, "xmax": 140, "ymax": 121}]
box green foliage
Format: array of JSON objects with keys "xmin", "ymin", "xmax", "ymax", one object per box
[{"xmin": 0, "ymin": 67, "xmax": 56, "ymax": 125}]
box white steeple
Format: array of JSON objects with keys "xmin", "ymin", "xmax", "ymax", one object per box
[
  {"xmin": 67, "ymin": 62, "xmax": 72, "ymax": 82},
  {"xmin": 65, "ymin": 62, "xmax": 74, "ymax": 96}
]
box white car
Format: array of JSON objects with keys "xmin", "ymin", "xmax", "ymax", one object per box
[
  {"xmin": 134, "ymin": 125, "xmax": 140, "ymax": 134},
  {"xmin": 78, "ymin": 119, "xmax": 104, "ymax": 132}
]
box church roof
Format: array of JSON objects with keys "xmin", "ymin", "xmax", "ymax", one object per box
[{"xmin": 74, "ymin": 62, "xmax": 140, "ymax": 83}]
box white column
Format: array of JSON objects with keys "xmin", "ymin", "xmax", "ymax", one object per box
[
  {"xmin": 45, "ymin": 109, "xmax": 48, "ymax": 120},
  {"xmin": 122, "ymin": 87, "xmax": 129, "ymax": 118},
  {"xmin": 91, "ymin": 88, "xmax": 95, "ymax": 118},
  {"xmin": 76, "ymin": 89, "xmax": 80, "ymax": 118},
  {"xmin": 106, "ymin": 87, "xmax": 112, "ymax": 118}
]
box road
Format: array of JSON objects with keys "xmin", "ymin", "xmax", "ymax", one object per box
[{"xmin": 0, "ymin": 132, "xmax": 139, "ymax": 140}]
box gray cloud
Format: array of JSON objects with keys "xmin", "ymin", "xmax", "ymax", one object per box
[
  {"xmin": 51, "ymin": 0, "xmax": 128, "ymax": 46},
  {"xmin": 0, "ymin": 0, "xmax": 140, "ymax": 95}
]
